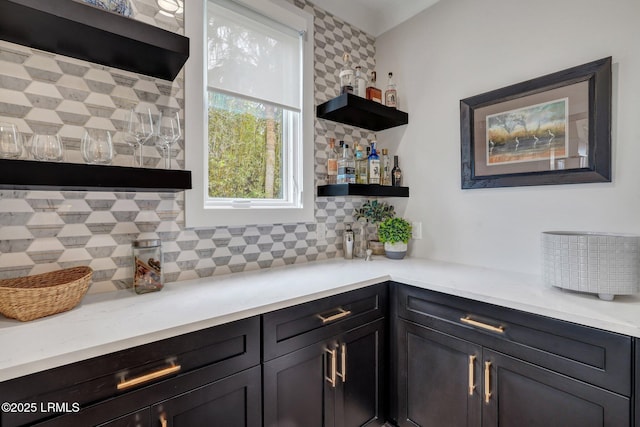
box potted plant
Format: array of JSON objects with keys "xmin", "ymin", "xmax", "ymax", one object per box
[
  {"xmin": 378, "ymin": 217, "xmax": 412, "ymax": 259},
  {"xmin": 354, "ymin": 200, "xmax": 395, "ymax": 255}
]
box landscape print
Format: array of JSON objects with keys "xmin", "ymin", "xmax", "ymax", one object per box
[{"xmin": 486, "ymin": 98, "xmax": 568, "ymax": 165}]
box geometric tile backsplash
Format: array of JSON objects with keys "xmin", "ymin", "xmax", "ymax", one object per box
[{"xmin": 0, "ymin": 0, "xmax": 378, "ymax": 293}]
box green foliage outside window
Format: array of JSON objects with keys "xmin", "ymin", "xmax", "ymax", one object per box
[{"xmin": 207, "ymin": 92, "xmax": 283, "ymax": 199}]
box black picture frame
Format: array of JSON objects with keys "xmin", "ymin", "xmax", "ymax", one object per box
[{"xmin": 460, "ymin": 57, "xmax": 612, "ymax": 189}]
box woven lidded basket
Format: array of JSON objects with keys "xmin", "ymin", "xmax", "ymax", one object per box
[{"xmin": 0, "ymin": 266, "xmax": 92, "ymax": 322}]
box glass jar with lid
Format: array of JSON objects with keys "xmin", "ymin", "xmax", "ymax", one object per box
[{"xmin": 132, "ymin": 239, "xmax": 163, "ymax": 294}]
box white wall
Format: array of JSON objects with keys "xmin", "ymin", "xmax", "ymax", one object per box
[{"xmin": 375, "ymin": 0, "xmax": 640, "ymax": 275}]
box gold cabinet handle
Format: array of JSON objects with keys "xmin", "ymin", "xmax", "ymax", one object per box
[
  {"xmin": 484, "ymin": 361, "xmax": 492, "ymax": 404},
  {"xmin": 324, "ymin": 347, "xmax": 337, "ymax": 387},
  {"xmin": 468, "ymin": 355, "xmax": 476, "ymax": 395},
  {"xmin": 117, "ymin": 363, "xmax": 181, "ymax": 390},
  {"xmin": 317, "ymin": 308, "xmax": 352, "ymax": 323},
  {"xmin": 160, "ymin": 414, "xmax": 168, "ymax": 427},
  {"xmin": 337, "ymin": 343, "xmax": 347, "ymax": 382},
  {"xmin": 460, "ymin": 317, "xmax": 504, "ymax": 334}
]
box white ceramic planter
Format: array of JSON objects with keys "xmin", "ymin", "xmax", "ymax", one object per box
[
  {"xmin": 384, "ymin": 242, "xmax": 407, "ymax": 259},
  {"xmin": 541, "ymin": 231, "xmax": 640, "ymax": 300}
]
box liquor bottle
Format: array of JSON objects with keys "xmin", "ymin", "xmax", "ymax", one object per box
[
  {"xmin": 337, "ymin": 143, "xmax": 355, "ymax": 184},
  {"xmin": 391, "ymin": 155, "xmax": 403, "ymax": 187},
  {"xmin": 385, "ymin": 72, "xmax": 397, "ymax": 108},
  {"xmin": 381, "ymin": 148, "xmax": 391, "ymax": 186},
  {"xmin": 354, "ymin": 66, "xmax": 367, "ymax": 98},
  {"xmin": 355, "ymin": 143, "xmax": 368, "ymax": 184},
  {"xmin": 327, "ymin": 138, "xmax": 338, "ymax": 184},
  {"xmin": 368, "ymin": 141, "xmax": 381, "ymax": 184},
  {"xmin": 339, "ymin": 53, "xmax": 354, "ymax": 95},
  {"xmin": 366, "ymin": 71, "xmax": 382, "ymax": 103}
]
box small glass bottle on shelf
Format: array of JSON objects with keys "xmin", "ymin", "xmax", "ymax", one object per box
[
  {"xmin": 368, "ymin": 141, "xmax": 381, "ymax": 184},
  {"xmin": 381, "ymin": 148, "xmax": 391, "ymax": 186},
  {"xmin": 327, "ymin": 138, "xmax": 338, "ymax": 184},
  {"xmin": 366, "ymin": 71, "xmax": 382, "ymax": 103},
  {"xmin": 385, "ymin": 72, "xmax": 398, "ymax": 108},
  {"xmin": 339, "ymin": 53, "xmax": 354, "ymax": 95},
  {"xmin": 337, "ymin": 143, "xmax": 356, "ymax": 184},
  {"xmin": 391, "ymin": 155, "xmax": 403, "ymax": 187},
  {"xmin": 354, "ymin": 66, "xmax": 367, "ymax": 98},
  {"xmin": 355, "ymin": 143, "xmax": 368, "ymax": 184}
]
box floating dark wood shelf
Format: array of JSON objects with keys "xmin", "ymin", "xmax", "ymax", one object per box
[
  {"xmin": 0, "ymin": 0, "xmax": 189, "ymax": 81},
  {"xmin": 316, "ymin": 93, "xmax": 409, "ymax": 131},
  {"xmin": 317, "ymin": 184, "xmax": 409, "ymax": 197},
  {"xmin": 0, "ymin": 159, "xmax": 192, "ymax": 192}
]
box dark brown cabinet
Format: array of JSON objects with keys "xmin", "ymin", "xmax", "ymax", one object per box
[
  {"xmin": 396, "ymin": 319, "xmax": 481, "ymax": 427},
  {"xmin": 95, "ymin": 409, "xmax": 149, "ymax": 427},
  {"xmin": 2, "ymin": 280, "xmax": 638, "ymax": 427},
  {"xmin": 151, "ymin": 365, "xmax": 261, "ymax": 427},
  {"xmin": 393, "ymin": 283, "xmax": 632, "ymax": 427},
  {"xmin": 264, "ymin": 319, "xmax": 386, "ymax": 427},
  {"xmin": 482, "ymin": 350, "xmax": 628, "ymax": 427},
  {"xmin": 1, "ymin": 316, "xmax": 261, "ymax": 427},
  {"xmin": 636, "ymin": 338, "xmax": 640, "ymax": 427},
  {"xmin": 263, "ymin": 283, "xmax": 388, "ymax": 427}
]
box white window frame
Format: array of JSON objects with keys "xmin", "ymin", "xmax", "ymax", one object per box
[{"xmin": 185, "ymin": 0, "xmax": 314, "ymax": 228}]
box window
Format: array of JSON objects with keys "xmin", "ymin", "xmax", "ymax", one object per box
[{"xmin": 185, "ymin": 0, "xmax": 314, "ymax": 227}]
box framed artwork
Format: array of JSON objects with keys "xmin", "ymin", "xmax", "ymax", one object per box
[{"xmin": 460, "ymin": 57, "xmax": 612, "ymax": 189}]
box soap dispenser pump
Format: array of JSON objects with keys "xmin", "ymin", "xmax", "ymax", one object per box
[{"xmin": 343, "ymin": 224, "xmax": 354, "ymax": 259}]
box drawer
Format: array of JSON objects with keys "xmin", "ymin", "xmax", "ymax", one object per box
[
  {"xmin": 395, "ymin": 283, "xmax": 632, "ymax": 396},
  {"xmin": 0, "ymin": 316, "xmax": 260, "ymax": 427},
  {"xmin": 263, "ymin": 282, "xmax": 388, "ymax": 361}
]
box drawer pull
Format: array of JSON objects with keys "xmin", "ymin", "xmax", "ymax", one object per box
[
  {"xmin": 468, "ymin": 355, "xmax": 476, "ymax": 395},
  {"xmin": 117, "ymin": 363, "xmax": 181, "ymax": 390},
  {"xmin": 337, "ymin": 343, "xmax": 347, "ymax": 382},
  {"xmin": 484, "ymin": 361, "xmax": 492, "ymax": 404},
  {"xmin": 318, "ymin": 308, "xmax": 352, "ymax": 323},
  {"xmin": 324, "ymin": 347, "xmax": 337, "ymax": 387},
  {"xmin": 460, "ymin": 317, "xmax": 504, "ymax": 334}
]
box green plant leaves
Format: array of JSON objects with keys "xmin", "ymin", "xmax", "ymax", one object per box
[
  {"xmin": 378, "ymin": 217, "xmax": 412, "ymax": 244},
  {"xmin": 353, "ymin": 200, "xmax": 395, "ymax": 225}
]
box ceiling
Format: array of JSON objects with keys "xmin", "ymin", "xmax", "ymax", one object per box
[{"xmin": 310, "ymin": 0, "xmax": 440, "ymax": 37}]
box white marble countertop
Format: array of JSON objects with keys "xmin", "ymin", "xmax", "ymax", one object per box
[{"xmin": 1, "ymin": 257, "xmax": 640, "ymax": 382}]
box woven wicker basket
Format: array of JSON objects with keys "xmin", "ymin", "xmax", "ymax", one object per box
[{"xmin": 0, "ymin": 266, "xmax": 92, "ymax": 322}]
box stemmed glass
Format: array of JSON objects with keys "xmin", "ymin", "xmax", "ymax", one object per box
[
  {"xmin": 155, "ymin": 111, "xmax": 181, "ymax": 169},
  {"xmin": 0, "ymin": 122, "xmax": 23, "ymax": 159},
  {"xmin": 125, "ymin": 108, "xmax": 154, "ymax": 167}
]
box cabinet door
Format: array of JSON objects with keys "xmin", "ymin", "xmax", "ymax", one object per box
[
  {"xmin": 636, "ymin": 338, "xmax": 640, "ymax": 427},
  {"xmin": 263, "ymin": 340, "xmax": 334, "ymax": 427},
  {"xmin": 396, "ymin": 319, "xmax": 482, "ymax": 427},
  {"xmin": 35, "ymin": 407, "xmax": 150, "ymax": 427},
  {"xmin": 336, "ymin": 319, "xmax": 386, "ymax": 427},
  {"xmin": 95, "ymin": 409, "xmax": 150, "ymax": 427},
  {"xmin": 152, "ymin": 365, "xmax": 261, "ymax": 427},
  {"xmin": 483, "ymin": 350, "xmax": 630, "ymax": 427}
]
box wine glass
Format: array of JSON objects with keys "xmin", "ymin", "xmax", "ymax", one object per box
[
  {"xmin": 81, "ymin": 129, "xmax": 113, "ymax": 165},
  {"xmin": 32, "ymin": 133, "xmax": 64, "ymax": 162},
  {"xmin": 155, "ymin": 111, "xmax": 181, "ymax": 169},
  {"xmin": 0, "ymin": 122, "xmax": 23, "ymax": 159},
  {"xmin": 125, "ymin": 108, "xmax": 154, "ymax": 167}
]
